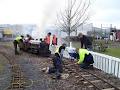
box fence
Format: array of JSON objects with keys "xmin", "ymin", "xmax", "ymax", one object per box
[
  {"xmin": 63, "ymin": 47, "xmax": 120, "ymax": 78},
  {"xmin": 90, "ymin": 51, "xmax": 120, "ymax": 78}
]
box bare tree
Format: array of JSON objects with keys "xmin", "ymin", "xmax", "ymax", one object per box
[{"xmin": 56, "ymin": 0, "xmax": 91, "ymax": 45}]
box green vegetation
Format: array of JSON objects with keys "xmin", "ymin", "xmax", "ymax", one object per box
[
  {"xmin": 72, "ymin": 41, "xmax": 120, "ymax": 58},
  {"xmin": 103, "ymin": 48, "xmax": 120, "ymax": 58},
  {"xmin": 72, "ymin": 41, "xmax": 81, "ymax": 48}
]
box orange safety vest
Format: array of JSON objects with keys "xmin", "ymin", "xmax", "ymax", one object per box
[
  {"xmin": 52, "ymin": 35, "xmax": 57, "ymax": 45},
  {"xmin": 45, "ymin": 36, "xmax": 50, "ymax": 45}
]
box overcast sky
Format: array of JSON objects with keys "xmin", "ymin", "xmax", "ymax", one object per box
[
  {"xmin": 0, "ymin": 0, "xmax": 120, "ymax": 29},
  {"xmin": 91, "ymin": 0, "xmax": 120, "ymax": 28}
]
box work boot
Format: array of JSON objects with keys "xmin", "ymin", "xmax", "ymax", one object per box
[
  {"xmin": 52, "ymin": 74, "xmax": 61, "ymax": 80},
  {"xmin": 89, "ymin": 64, "xmax": 94, "ymax": 69},
  {"xmin": 56, "ymin": 75, "xmax": 61, "ymax": 79},
  {"xmin": 15, "ymin": 51, "xmax": 19, "ymax": 55}
]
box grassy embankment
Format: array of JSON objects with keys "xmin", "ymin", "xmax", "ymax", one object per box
[{"xmin": 72, "ymin": 41, "xmax": 120, "ymax": 58}]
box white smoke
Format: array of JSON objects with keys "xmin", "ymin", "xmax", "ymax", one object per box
[{"xmin": 32, "ymin": 0, "xmax": 65, "ymax": 39}]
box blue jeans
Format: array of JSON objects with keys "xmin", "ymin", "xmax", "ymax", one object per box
[{"xmin": 69, "ymin": 53, "xmax": 76, "ymax": 61}]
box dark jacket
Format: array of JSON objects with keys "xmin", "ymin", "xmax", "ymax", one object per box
[
  {"xmin": 53, "ymin": 56, "xmax": 62, "ymax": 69},
  {"xmin": 80, "ymin": 35, "xmax": 92, "ymax": 49},
  {"xmin": 76, "ymin": 53, "xmax": 94, "ymax": 64},
  {"xmin": 59, "ymin": 46, "xmax": 65, "ymax": 53}
]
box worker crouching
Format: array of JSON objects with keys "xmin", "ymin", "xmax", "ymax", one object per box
[
  {"xmin": 76, "ymin": 48, "xmax": 94, "ymax": 69},
  {"xmin": 48, "ymin": 53, "xmax": 63, "ymax": 79},
  {"xmin": 55, "ymin": 43, "xmax": 66, "ymax": 60}
]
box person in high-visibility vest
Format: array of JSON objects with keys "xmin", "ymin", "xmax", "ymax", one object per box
[
  {"xmin": 55, "ymin": 43, "xmax": 66, "ymax": 60},
  {"xmin": 52, "ymin": 34, "xmax": 57, "ymax": 45},
  {"xmin": 13, "ymin": 35, "xmax": 24, "ymax": 55},
  {"xmin": 76, "ymin": 48, "xmax": 94, "ymax": 69},
  {"xmin": 45, "ymin": 32, "xmax": 51, "ymax": 49}
]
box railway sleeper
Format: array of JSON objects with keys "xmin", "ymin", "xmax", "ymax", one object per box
[
  {"xmin": 12, "ymin": 70, "xmax": 21, "ymax": 73},
  {"xmin": 9, "ymin": 83, "xmax": 24, "ymax": 89},
  {"xmin": 102, "ymin": 88, "xmax": 115, "ymax": 90},
  {"xmin": 12, "ymin": 80, "xmax": 24, "ymax": 84},
  {"xmin": 12, "ymin": 71, "xmax": 22, "ymax": 75},
  {"xmin": 12, "ymin": 67, "xmax": 21, "ymax": 70},
  {"xmin": 13, "ymin": 76, "xmax": 24, "ymax": 80},
  {"xmin": 64, "ymin": 63, "xmax": 120, "ymax": 90},
  {"xmin": 12, "ymin": 76, "xmax": 24, "ymax": 80}
]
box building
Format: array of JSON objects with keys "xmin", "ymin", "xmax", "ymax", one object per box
[
  {"xmin": 116, "ymin": 30, "xmax": 120, "ymax": 41},
  {"xmin": 110, "ymin": 28, "xmax": 120, "ymax": 41},
  {"xmin": 3, "ymin": 28, "xmax": 13, "ymax": 38}
]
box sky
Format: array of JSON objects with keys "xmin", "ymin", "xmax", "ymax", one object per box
[
  {"xmin": 91, "ymin": 0, "xmax": 120, "ymax": 28},
  {"xmin": 0, "ymin": 0, "xmax": 120, "ymax": 35}
]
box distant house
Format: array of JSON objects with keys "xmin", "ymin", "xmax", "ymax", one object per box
[
  {"xmin": 87, "ymin": 27, "xmax": 110, "ymax": 39},
  {"xmin": 0, "ymin": 25, "xmax": 13, "ymax": 41},
  {"xmin": 116, "ymin": 30, "xmax": 120, "ymax": 41},
  {"xmin": 110, "ymin": 28, "xmax": 120, "ymax": 41},
  {"xmin": 3, "ymin": 29, "xmax": 13, "ymax": 38}
]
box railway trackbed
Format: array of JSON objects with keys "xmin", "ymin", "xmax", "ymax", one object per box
[
  {"xmin": 0, "ymin": 52, "xmax": 25, "ymax": 90},
  {"xmin": 0, "ymin": 43, "xmax": 120, "ymax": 90},
  {"xmin": 64, "ymin": 62, "xmax": 120, "ymax": 90}
]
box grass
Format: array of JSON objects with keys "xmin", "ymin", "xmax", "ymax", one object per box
[
  {"xmin": 103, "ymin": 48, "xmax": 120, "ymax": 58},
  {"xmin": 72, "ymin": 41, "xmax": 81, "ymax": 48},
  {"xmin": 71, "ymin": 41, "xmax": 120, "ymax": 58}
]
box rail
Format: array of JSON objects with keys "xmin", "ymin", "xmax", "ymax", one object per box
[
  {"xmin": 0, "ymin": 51, "xmax": 25, "ymax": 90},
  {"xmin": 63, "ymin": 48, "xmax": 120, "ymax": 78},
  {"xmin": 64, "ymin": 61, "xmax": 120, "ymax": 90}
]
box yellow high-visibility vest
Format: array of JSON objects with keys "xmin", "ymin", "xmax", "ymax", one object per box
[
  {"xmin": 15, "ymin": 36, "xmax": 22, "ymax": 42},
  {"xmin": 55, "ymin": 46, "xmax": 59, "ymax": 54},
  {"xmin": 77, "ymin": 49, "xmax": 89, "ymax": 64}
]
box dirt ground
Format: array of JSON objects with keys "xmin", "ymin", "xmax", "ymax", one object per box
[{"xmin": 0, "ymin": 41, "xmax": 120, "ymax": 90}]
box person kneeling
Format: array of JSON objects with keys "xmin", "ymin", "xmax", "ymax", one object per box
[
  {"xmin": 76, "ymin": 48, "xmax": 94, "ymax": 69},
  {"xmin": 48, "ymin": 53, "xmax": 63, "ymax": 79}
]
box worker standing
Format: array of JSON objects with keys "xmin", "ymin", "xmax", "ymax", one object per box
[
  {"xmin": 78, "ymin": 33, "xmax": 93, "ymax": 51},
  {"xmin": 13, "ymin": 35, "xmax": 24, "ymax": 55},
  {"xmin": 51, "ymin": 34, "xmax": 57, "ymax": 54},
  {"xmin": 75, "ymin": 48, "xmax": 94, "ymax": 69},
  {"xmin": 45, "ymin": 32, "xmax": 52, "ymax": 49},
  {"xmin": 52, "ymin": 34, "xmax": 57, "ymax": 46}
]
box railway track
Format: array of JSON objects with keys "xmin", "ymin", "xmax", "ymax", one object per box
[
  {"xmin": 64, "ymin": 62, "xmax": 120, "ymax": 90},
  {"xmin": 0, "ymin": 44, "xmax": 120, "ymax": 90},
  {"xmin": 0, "ymin": 51, "xmax": 25, "ymax": 90}
]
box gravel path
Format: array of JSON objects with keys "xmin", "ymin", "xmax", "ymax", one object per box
[
  {"xmin": 0, "ymin": 42, "xmax": 120, "ymax": 90},
  {"xmin": 0, "ymin": 54, "xmax": 12, "ymax": 90}
]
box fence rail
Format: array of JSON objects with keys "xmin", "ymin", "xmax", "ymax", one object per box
[
  {"xmin": 63, "ymin": 48, "xmax": 120, "ymax": 78},
  {"xmin": 90, "ymin": 51, "xmax": 120, "ymax": 78}
]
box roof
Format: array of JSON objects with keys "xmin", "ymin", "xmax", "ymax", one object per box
[{"xmin": 3, "ymin": 29, "xmax": 13, "ymax": 34}]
